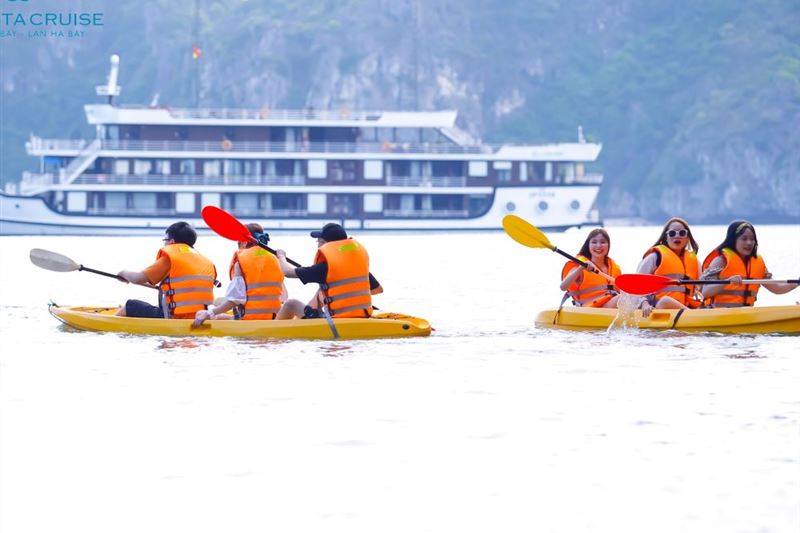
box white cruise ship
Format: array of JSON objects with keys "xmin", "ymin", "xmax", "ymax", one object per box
[{"xmin": 0, "ymin": 55, "xmax": 604, "ymax": 235}]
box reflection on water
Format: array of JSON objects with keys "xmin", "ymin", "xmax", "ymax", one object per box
[{"xmin": 155, "ymin": 338, "xmax": 210, "ymax": 351}]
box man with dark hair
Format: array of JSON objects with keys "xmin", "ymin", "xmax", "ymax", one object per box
[
  {"xmin": 116, "ymin": 221, "xmax": 218, "ymax": 319},
  {"xmin": 275, "ymin": 222, "xmax": 382, "ymax": 318}
]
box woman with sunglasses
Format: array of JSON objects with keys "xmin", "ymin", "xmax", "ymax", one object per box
[
  {"xmin": 637, "ymin": 217, "xmax": 702, "ymax": 317},
  {"xmin": 560, "ymin": 228, "xmax": 622, "ymax": 308},
  {"xmin": 700, "ymin": 220, "xmax": 798, "ymax": 307}
]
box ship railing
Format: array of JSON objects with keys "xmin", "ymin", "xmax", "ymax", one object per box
[
  {"xmin": 19, "ymin": 171, "xmax": 57, "ymax": 195},
  {"xmin": 95, "ymin": 139, "xmax": 486, "ymax": 155},
  {"xmin": 73, "ymin": 174, "xmax": 307, "ymax": 187},
  {"xmin": 59, "ymin": 139, "xmax": 102, "ymax": 184},
  {"xmin": 26, "ymin": 137, "xmax": 88, "ymax": 153},
  {"xmin": 155, "ymin": 107, "xmax": 379, "ymax": 122},
  {"xmin": 570, "ymin": 173, "xmax": 604, "ymax": 184},
  {"xmin": 224, "ymin": 208, "xmax": 309, "ymax": 217},
  {"xmin": 382, "ymin": 209, "xmax": 470, "ymax": 218},
  {"xmin": 84, "ymin": 207, "xmax": 310, "ymax": 217},
  {"xmin": 385, "ymin": 176, "xmax": 467, "ymax": 187}
]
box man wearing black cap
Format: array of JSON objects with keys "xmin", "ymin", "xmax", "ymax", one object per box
[{"xmin": 276, "ymin": 223, "xmax": 382, "ymax": 318}]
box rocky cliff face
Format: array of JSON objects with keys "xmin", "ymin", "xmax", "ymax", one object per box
[{"xmin": 1, "ymin": 0, "xmax": 797, "ymax": 222}]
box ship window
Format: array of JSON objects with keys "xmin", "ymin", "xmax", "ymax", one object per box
[
  {"xmin": 132, "ymin": 193, "xmax": 157, "ymax": 212},
  {"xmin": 201, "ymin": 193, "xmax": 221, "ymax": 208},
  {"xmin": 203, "ymin": 160, "xmax": 221, "ymax": 177},
  {"xmin": 496, "ymin": 168, "xmax": 511, "ymax": 182},
  {"xmin": 432, "ymin": 195, "xmax": 462, "ymax": 210},
  {"xmin": 235, "ymin": 194, "xmax": 259, "ymax": 212},
  {"xmin": 364, "ymin": 160, "xmax": 383, "ymax": 180},
  {"xmin": 242, "ymin": 160, "xmax": 260, "ymax": 176},
  {"xmin": 468, "ymin": 195, "xmax": 492, "ymax": 215},
  {"xmin": 560, "ymin": 162, "xmax": 576, "ymax": 183},
  {"xmin": 179, "ymin": 160, "xmax": 195, "ymax": 175},
  {"xmin": 330, "ymin": 160, "xmax": 356, "ymax": 181},
  {"xmin": 308, "ymin": 193, "xmax": 327, "ymax": 214},
  {"xmin": 378, "ymin": 128, "xmax": 394, "ymax": 142},
  {"xmin": 432, "ymin": 161, "xmax": 463, "ymax": 177},
  {"xmin": 113, "ymin": 160, "xmax": 130, "ymax": 175},
  {"xmin": 66, "ymin": 192, "xmax": 87, "ymax": 212},
  {"xmin": 468, "ymin": 161, "xmax": 488, "ymax": 177},
  {"xmin": 133, "ymin": 160, "xmax": 152, "ymax": 176},
  {"xmin": 395, "ymin": 128, "xmax": 417, "ymax": 143},
  {"xmin": 545, "ymin": 162, "xmax": 554, "ymax": 182},
  {"xmin": 421, "ymin": 128, "xmax": 442, "ymax": 143},
  {"xmin": 175, "ymin": 193, "xmax": 195, "ymax": 213},
  {"xmin": 330, "ymin": 194, "xmax": 357, "ymax": 215},
  {"xmin": 360, "ymin": 128, "xmax": 377, "ymax": 142},
  {"xmin": 363, "ymin": 194, "xmax": 383, "ymax": 213},
  {"xmin": 106, "ymin": 192, "xmax": 127, "ymax": 209},
  {"xmin": 388, "ymin": 161, "xmax": 410, "ymax": 177},
  {"xmin": 271, "ymin": 194, "xmax": 304, "ymax": 211},
  {"xmin": 155, "ymin": 160, "xmax": 171, "ymax": 175},
  {"xmin": 308, "ymin": 160, "xmax": 327, "ymax": 179},
  {"xmin": 223, "ymin": 160, "xmax": 243, "ymax": 176}
]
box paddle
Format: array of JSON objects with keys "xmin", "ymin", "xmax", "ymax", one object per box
[
  {"xmin": 201, "ymin": 206, "xmax": 302, "ymax": 267},
  {"xmin": 502, "ymin": 214, "xmax": 614, "ymax": 282},
  {"xmin": 615, "ymin": 273, "xmax": 800, "ymax": 296},
  {"xmin": 29, "ymin": 248, "xmax": 158, "ymax": 289}
]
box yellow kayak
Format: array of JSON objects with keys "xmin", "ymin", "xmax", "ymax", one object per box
[
  {"xmin": 49, "ymin": 305, "xmax": 432, "ymax": 340},
  {"xmin": 535, "ymin": 305, "xmax": 800, "ymax": 334}
]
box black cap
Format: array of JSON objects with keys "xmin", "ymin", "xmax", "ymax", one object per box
[{"xmin": 310, "ymin": 222, "xmax": 348, "ymax": 242}]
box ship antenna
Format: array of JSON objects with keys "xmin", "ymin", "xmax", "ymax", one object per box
[{"xmin": 96, "ymin": 54, "xmax": 121, "ymax": 105}]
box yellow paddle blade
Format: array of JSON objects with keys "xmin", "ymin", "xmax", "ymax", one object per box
[{"xmin": 502, "ymin": 215, "xmax": 555, "ymax": 250}]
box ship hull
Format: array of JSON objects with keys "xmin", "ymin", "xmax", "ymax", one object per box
[{"xmin": 0, "ymin": 185, "xmax": 600, "ymax": 235}]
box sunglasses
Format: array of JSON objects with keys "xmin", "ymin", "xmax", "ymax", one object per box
[{"xmin": 666, "ymin": 229, "xmax": 688, "ymax": 238}]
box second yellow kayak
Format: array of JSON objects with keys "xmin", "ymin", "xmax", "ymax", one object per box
[{"xmin": 535, "ymin": 305, "xmax": 800, "ymax": 334}]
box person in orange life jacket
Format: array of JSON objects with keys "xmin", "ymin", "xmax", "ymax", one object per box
[
  {"xmin": 637, "ymin": 217, "xmax": 702, "ymax": 317},
  {"xmin": 116, "ymin": 221, "xmax": 219, "ymax": 319},
  {"xmin": 192, "ymin": 223, "xmax": 305, "ymax": 327},
  {"xmin": 700, "ymin": 220, "xmax": 797, "ymax": 307},
  {"xmin": 274, "ymin": 222, "xmax": 383, "ymax": 318},
  {"xmin": 560, "ymin": 228, "xmax": 622, "ymax": 308}
]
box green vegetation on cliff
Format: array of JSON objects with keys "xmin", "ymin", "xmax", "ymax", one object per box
[{"xmin": 1, "ymin": 0, "xmax": 797, "ymax": 221}]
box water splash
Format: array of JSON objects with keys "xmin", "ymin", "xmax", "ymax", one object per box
[{"xmin": 607, "ymin": 292, "xmax": 644, "ymax": 332}]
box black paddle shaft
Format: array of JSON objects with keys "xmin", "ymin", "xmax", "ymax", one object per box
[
  {"xmin": 664, "ymin": 278, "xmax": 800, "ymax": 286},
  {"xmin": 256, "ymin": 242, "xmax": 303, "ymax": 268},
  {"xmin": 79, "ymin": 264, "xmax": 127, "ymax": 281},
  {"xmin": 552, "ymin": 247, "xmax": 592, "ymax": 270}
]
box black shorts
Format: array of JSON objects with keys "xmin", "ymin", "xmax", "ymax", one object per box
[{"xmin": 125, "ymin": 299, "xmax": 164, "ymax": 319}]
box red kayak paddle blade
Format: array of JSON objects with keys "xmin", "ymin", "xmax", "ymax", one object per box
[
  {"xmin": 201, "ymin": 206, "xmax": 254, "ymax": 242},
  {"xmin": 615, "ymin": 273, "xmax": 675, "ymax": 295}
]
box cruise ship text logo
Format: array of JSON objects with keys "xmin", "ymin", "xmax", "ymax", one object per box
[{"xmin": 1, "ymin": 0, "xmax": 104, "ymax": 39}]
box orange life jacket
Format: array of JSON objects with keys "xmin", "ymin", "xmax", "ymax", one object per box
[
  {"xmin": 158, "ymin": 243, "xmax": 217, "ymax": 319},
  {"xmin": 314, "ymin": 239, "xmax": 372, "ymax": 318},
  {"xmin": 228, "ymin": 247, "xmax": 284, "ymax": 320},
  {"xmin": 645, "ymin": 245, "xmax": 699, "ymax": 306},
  {"xmin": 561, "ymin": 255, "xmax": 622, "ymax": 307},
  {"xmin": 702, "ymin": 248, "xmax": 766, "ymax": 307}
]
